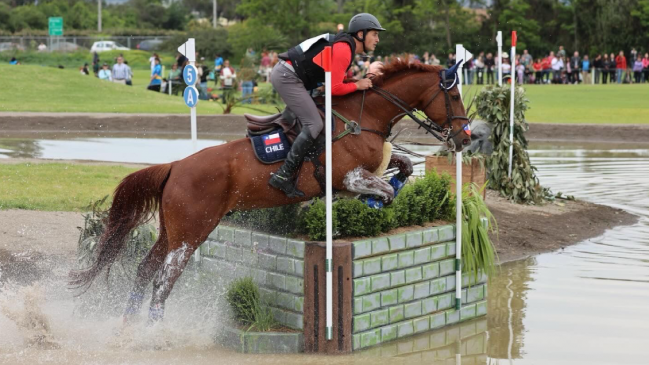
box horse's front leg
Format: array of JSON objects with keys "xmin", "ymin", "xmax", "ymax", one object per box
[
  {"xmin": 385, "ymin": 153, "xmax": 413, "ymax": 197},
  {"xmin": 343, "ymin": 167, "xmax": 394, "ymax": 205},
  {"xmin": 388, "ymin": 153, "xmax": 413, "ymax": 181}
]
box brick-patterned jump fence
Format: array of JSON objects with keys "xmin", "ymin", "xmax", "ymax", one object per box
[{"xmin": 200, "ymin": 223, "xmax": 487, "ymax": 354}]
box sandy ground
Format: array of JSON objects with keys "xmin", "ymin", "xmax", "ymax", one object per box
[{"xmin": 484, "ymin": 190, "xmax": 637, "ymax": 263}]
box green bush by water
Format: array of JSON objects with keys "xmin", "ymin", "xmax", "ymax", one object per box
[
  {"xmin": 226, "ymin": 277, "xmax": 259, "ymax": 326},
  {"xmin": 460, "ymin": 183, "xmax": 498, "ymax": 282},
  {"xmin": 225, "ymin": 277, "xmax": 277, "ymax": 331}
]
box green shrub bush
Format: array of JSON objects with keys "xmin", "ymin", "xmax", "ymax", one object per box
[
  {"xmin": 225, "ymin": 277, "xmax": 277, "ymax": 331},
  {"xmin": 225, "ymin": 277, "xmax": 259, "ymax": 326},
  {"xmin": 226, "ymin": 170, "xmax": 453, "ymax": 241}
]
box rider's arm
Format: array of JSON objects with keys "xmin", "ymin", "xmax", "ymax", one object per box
[{"xmin": 330, "ymin": 42, "xmax": 358, "ymax": 96}]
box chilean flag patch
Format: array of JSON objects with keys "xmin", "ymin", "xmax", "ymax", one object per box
[
  {"xmin": 264, "ymin": 133, "xmax": 281, "ymax": 145},
  {"xmin": 463, "ymin": 124, "xmax": 471, "ymax": 136}
]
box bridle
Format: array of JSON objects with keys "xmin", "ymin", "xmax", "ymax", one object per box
[{"xmin": 367, "ymin": 68, "xmax": 470, "ymax": 145}]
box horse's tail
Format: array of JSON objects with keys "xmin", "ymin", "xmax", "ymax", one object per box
[{"xmin": 70, "ymin": 163, "xmax": 172, "ymax": 290}]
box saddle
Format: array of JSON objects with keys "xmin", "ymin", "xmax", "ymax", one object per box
[{"xmin": 245, "ymin": 108, "xmax": 302, "ymax": 143}]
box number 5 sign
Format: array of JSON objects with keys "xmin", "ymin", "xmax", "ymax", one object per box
[{"xmin": 183, "ymin": 65, "xmax": 197, "ymax": 86}]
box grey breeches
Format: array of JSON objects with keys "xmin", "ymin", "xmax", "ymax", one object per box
[{"xmin": 270, "ymin": 63, "xmax": 322, "ymax": 139}]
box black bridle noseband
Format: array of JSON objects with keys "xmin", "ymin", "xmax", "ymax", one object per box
[{"xmin": 368, "ymin": 69, "xmax": 470, "ymax": 146}]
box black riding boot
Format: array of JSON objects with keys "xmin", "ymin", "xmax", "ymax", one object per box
[{"xmin": 268, "ymin": 131, "xmax": 315, "ymax": 198}]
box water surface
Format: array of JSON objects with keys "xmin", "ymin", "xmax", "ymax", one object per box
[{"xmin": 1, "ymin": 139, "xmax": 648, "ymax": 364}]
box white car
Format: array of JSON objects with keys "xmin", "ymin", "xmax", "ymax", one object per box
[{"xmin": 90, "ymin": 41, "xmax": 130, "ymax": 53}]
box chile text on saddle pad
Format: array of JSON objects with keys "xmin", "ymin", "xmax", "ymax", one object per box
[{"xmin": 250, "ymin": 129, "xmax": 291, "ymax": 164}]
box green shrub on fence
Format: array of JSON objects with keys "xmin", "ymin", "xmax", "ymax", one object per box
[
  {"xmin": 224, "ymin": 170, "xmax": 453, "ymax": 241},
  {"xmin": 297, "ymin": 170, "xmax": 452, "ymax": 240},
  {"xmin": 476, "ymin": 85, "xmax": 549, "ymax": 204}
]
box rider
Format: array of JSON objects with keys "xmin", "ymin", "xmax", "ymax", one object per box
[{"xmin": 268, "ymin": 13, "xmax": 386, "ymax": 198}]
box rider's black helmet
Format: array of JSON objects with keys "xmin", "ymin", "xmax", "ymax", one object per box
[{"xmin": 347, "ymin": 13, "xmax": 386, "ymax": 35}]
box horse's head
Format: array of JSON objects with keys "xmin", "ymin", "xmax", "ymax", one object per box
[{"xmin": 417, "ymin": 61, "xmax": 471, "ymax": 152}]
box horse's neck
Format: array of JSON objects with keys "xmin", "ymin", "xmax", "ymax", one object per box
[
  {"xmin": 366, "ymin": 73, "xmax": 425, "ymax": 129},
  {"xmin": 334, "ymin": 72, "xmax": 432, "ymax": 133}
]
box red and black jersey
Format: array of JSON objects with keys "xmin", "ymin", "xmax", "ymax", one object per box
[{"xmin": 280, "ymin": 33, "xmax": 357, "ymax": 94}]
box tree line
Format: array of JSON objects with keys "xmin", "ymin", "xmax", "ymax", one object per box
[{"xmin": 2, "ymin": 0, "xmax": 648, "ymax": 59}]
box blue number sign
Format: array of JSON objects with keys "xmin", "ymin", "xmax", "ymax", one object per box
[
  {"xmin": 183, "ymin": 65, "xmax": 198, "ymax": 86},
  {"xmin": 183, "ymin": 86, "xmax": 198, "ymax": 108}
]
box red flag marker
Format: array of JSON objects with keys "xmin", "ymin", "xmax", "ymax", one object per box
[
  {"xmin": 313, "ymin": 46, "xmax": 332, "ymax": 72},
  {"xmin": 512, "ymin": 31, "xmax": 517, "ymax": 47}
]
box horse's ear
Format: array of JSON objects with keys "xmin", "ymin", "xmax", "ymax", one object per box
[{"xmin": 447, "ymin": 59, "xmax": 463, "ymax": 78}]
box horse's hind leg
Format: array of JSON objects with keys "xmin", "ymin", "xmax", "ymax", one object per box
[
  {"xmin": 123, "ymin": 213, "xmax": 169, "ymax": 322},
  {"xmin": 148, "ymin": 239, "xmax": 197, "ymax": 323},
  {"xmin": 147, "ymin": 216, "xmax": 224, "ymax": 323}
]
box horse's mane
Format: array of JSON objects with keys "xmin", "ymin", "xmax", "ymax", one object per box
[{"xmin": 371, "ymin": 60, "xmax": 443, "ymax": 87}]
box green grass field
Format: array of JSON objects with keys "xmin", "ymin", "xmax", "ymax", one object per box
[
  {"xmin": 0, "ymin": 50, "xmax": 178, "ymax": 70},
  {"xmin": 0, "ymin": 162, "xmax": 138, "ymax": 211},
  {"xmin": 1, "ymin": 63, "xmax": 648, "ymax": 123},
  {"xmin": 463, "ymin": 83, "xmax": 649, "ymax": 124},
  {"xmin": 0, "ymin": 64, "xmax": 278, "ymax": 115}
]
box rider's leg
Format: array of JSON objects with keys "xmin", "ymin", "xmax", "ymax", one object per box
[{"xmin": 268, "ymin": 62, "xmax": 322, "ymax": 197}]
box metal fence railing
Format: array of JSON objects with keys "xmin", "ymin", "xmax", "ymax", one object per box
[{"xmin": 0, "ymin": 36, "xmax": 173, "ymax": 52}]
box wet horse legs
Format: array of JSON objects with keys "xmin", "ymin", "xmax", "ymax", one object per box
[
  {"xmin": 343, "ymin": 167, "xmax": 395, "ymax": 205},
  {"xmin": 123, "ymin": 215, "xmax": 168, "ymax": 322},
  {"xmin": 387, "ymin": 153, "xmax": 413, "ymax": 181},
  {"xmin": 148, "ymin": 241, "xmax": 197, "ymax": 322}
]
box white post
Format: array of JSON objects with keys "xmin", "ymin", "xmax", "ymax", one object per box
[
  {"xmin": 179, "ymin": 38, "xmax": 201, "ymax": 263},
  {"xmin": 169, "ymin": 76, "xmax": 172, "ymax": 96},
  {"xmin": 497, "ymin": 31, "xmax": 503, "ymax": 86},
  {"xmin": 185, "ymin": 38, "xmax": 198, "ymax": 153},
  {"xmin": 190, "ymin": 78, "xmax": 197, "ymax": 152},
  {"xmin": 508, "ymin": 32, "xmax": 517, "ymax": 179},
  {"xmin": 454, "ymin": 44, "xmax": 472, "ymax": 311},
  {"xmin": 323, "ymin": 46, "xmax": 333, "ymax": 341}
]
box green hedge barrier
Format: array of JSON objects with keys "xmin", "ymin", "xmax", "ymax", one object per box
[{"xmin": 224, "ymin": 170, "xmax": 454, "ymax": 241}]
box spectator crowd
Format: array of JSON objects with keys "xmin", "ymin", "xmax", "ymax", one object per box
[
  {"xmin": 397, "ymin": 46, "xmax": 649, "ymax": 86},
  {"xmin": 60, "ymin": 44, "xmax": 648, "ymax": 107}
]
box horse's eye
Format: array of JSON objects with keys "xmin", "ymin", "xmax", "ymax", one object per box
[{"xmin": 451, "ymin": 95, "xmax": 460, "ymax": 100}]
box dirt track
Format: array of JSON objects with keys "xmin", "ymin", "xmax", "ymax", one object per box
[{"xmin": 2, "ymin": 112, "xmax": 649, "ymax": 143}]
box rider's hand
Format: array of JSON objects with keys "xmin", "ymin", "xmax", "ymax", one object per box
[{"xmin": 355, "ymin": 78, "xmax": 372, "ymax": 90}]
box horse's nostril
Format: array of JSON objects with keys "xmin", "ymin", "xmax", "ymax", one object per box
[{"xmin": 462, "ymin": 139, "xmax": 471, "ymax": 145}]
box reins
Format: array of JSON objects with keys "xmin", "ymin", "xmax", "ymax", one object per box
[{"xmin": 330, "ymin": 69, "xmax": 470, "ymax": 144}]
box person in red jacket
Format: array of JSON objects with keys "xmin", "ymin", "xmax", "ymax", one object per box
[
  {"xmin": 615, "ymin": 51, "xmax": 627, "ymax": 84},
  {"xmin": 268, "ymin": 13, "xmax": 385, "ymax": 198}
]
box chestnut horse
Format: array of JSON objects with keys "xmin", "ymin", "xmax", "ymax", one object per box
[{"xmin": 70, "ymin": 60, "xmax": 471, "ymax": 323}]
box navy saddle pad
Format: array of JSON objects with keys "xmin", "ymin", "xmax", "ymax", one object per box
[{"xmin": 250, "ymin": 129, "xmax": 291, "ymax": 164}]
